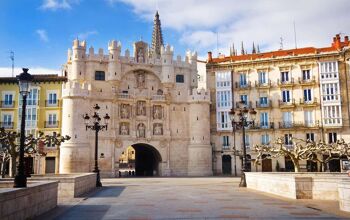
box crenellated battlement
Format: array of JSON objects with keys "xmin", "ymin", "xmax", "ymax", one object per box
[
  {"xmin": 62, "ymin": 81, "xmax": 91, "ymax": 98},
  {"xmin": 161, "ymin": 44, "xmax": 174, "ymax": 55},
  {"xmin": 67, "ymin": 39, "xmax": 197, "ymax": 68},
  {"xmin": 188, "ymin": 88, "xmax": 210, "ymax": 102}
]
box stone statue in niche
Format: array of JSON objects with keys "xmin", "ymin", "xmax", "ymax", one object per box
[
  {"xmin": 120, "ymin": 123, "xmax": 129, "ymax": 135},
  {"xmin": 137, "ymin": 72, "xmax": 145, "ymax": 88},
  {"xmin": 137, "ymin": 101, "xmax": 146, "ymax": 116},
  {"xmin": 137, "ymin": 48, "xmax": 144, "ymax": 63},
  {"xmin": 137, "ymin": 123, "xmax": 146, "ymax": 138},
  {"xmin": 120, "ymin": 104, "xmax": 130, "ymax": 119},
  {"xmin": 153, "ymin": 123, "xmax": 163, "ymax": 135},
  {"xmin": 153, "ymin": 105, "xmax": 162, "ymax": 119}
]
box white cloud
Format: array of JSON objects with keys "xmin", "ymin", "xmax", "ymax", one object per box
[
  {"xmin": 40, "ymin": 0, "xmax": 79, "ymax": 10},
  {"xmin": 112, "ymin": 0, "xmax": 350, "ymax": 57},
  {"xmin": 0, "ymin": 67, "xmax": 61, "ymax": 77},
  {"xmin": 36, "ymin": 29, "xmax": 49, "ymax": 42},
  {"xmin": 77, "ymin": 31, "xmax": 98, "ymax": 40}
]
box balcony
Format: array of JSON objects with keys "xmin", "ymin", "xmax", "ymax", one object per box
[
  {"xmin": 45, "ymin": 100, "xmax": 59, "ymax": 107},
  {"xmin": 235, "ymin": 101, "xmax": 252, "ymax": 109},
  {"xmin": 254, "ymin": 80, "xmax": 272, "ymax": 89},
  {"xmin": 235, "ymin": 81, "xmax": 251, "ymax": 90},
  {"xmin": 298, "ymin": 76, "xmax": 316, "ymax": 86},
  {"xmin": 278, "ymin": 99, "xmax": 296, "ymax": 108},
  {"xmin": 248, "ymin": 122, "xmax": 274, "ymax": 130},
  {"xmin": 222, "ymin": 145, "xmax": 231, "ymax": 150},
  {"xmin": 278, "ymin": 121, "xmax": 320, "ymax": 129},
  {"xmin": 255, "ymin": 100, "xmax": 272, "ymax": 109},
  {"xmin": 45, "ymin": 121, "xmax": 59, "ymax": 128},
  {"xmin": 1, "ymin": 101, "xmax": 15, "ymax": 108},
  {"xmin": 299, "ymin": 98, "xmax": 318, "ymax": 107},
  {"xmin": 118, "ymin": 93, "xmax": 133, "ymax": 99},
  {"xmin": 0, "ymin": 122, "xmax": 14, "ymax": 129},
  {"xmin": 152, "ymin": 95, "xmax": 166, "ymax": 101},
  {"xmin": 277, "ymin": 78, "xmax": 294, "ymax": 87}
]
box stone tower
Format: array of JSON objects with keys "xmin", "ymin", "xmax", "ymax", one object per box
[{"xmin": 150, "ymin": 11, "xmax": 164, "ymax": 58}]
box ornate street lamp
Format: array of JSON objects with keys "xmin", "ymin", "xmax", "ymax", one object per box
[
  {"xmin": 14, "ymin": 68, "xmax": 33, "ymax": 188},
  {"xmin": 229, "ymin": 100, "xmax": 256, "ymax": 187},
  {"xmin": 84, "ymin": 104, "xmax": 110, "ymax": 187}
]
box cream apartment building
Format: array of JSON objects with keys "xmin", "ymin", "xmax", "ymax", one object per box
[{"xmin": 207, "ymin": 34, "xmax": 350, "ymax": 175}]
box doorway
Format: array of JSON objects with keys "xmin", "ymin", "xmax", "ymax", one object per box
[{"xmin": 222, "ymin": 155, "xmax": 232, "ymax": 175}]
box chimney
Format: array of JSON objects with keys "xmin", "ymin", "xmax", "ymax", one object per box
[
  {"xmin": 207, "ymin": 51, "xmax": 213, "ymax": 62},
  {"xmin": 332, "ymin": 34, "xmax": 342, "ymax": 50}
]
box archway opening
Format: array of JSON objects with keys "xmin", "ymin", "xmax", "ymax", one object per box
[{"xmin": 118, "ymin": 143, "xmax": 161, "ymax": 177}]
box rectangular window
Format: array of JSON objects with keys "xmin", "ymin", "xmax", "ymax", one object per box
[
  {"xmin": 304, "ymin": 89, "xmax": 312, "ymax": 102},
  {"xmin": 2, "ymin": 114, "xmax": 12, "ymax": 128},
  {"xmin": 260, "ymin": 112, "xmax": 268, "ymax": 128},
  {"xmin": 95, "ymin": 71, "xmax": 105, "ymax": 81},
  {"xmin": 284, "ymin": 134, "xmax": 293, "ymax": 146},
  {"xmin": 260, "ymin": 97, "xmax": 268, "ymax": 106},
  {"xmin": 244, "ymin": 135, "xmax": 250, "ymax": 148},
  {"xmin": 223, "ymin": 136, "xmax": 230, "ymax": 148},
  {"xmin": 4, "ymin": 93, "xmax": 13, "ymax": 106},
  {"xmin": 328, "ymin": 132, "xmax": 337, "ymax": 144},
  {"xmin": 48, "ymin": 93, "xmax": 57, "ymax": 105},
  {"xmin": 176, "ymin": 74, "xmax": 184, "ymax": 83},
  {"xmin": 283, "ymin": 112, "xmax": 292, "ymax": 127},
  {"xmin": 306, "ymin": 133, "xmax": 315, "ymax": 141},
  {"xmin": 304, "ymin": 111, "xmax": 313, "ymax": 126},
  {"xmin": 261, "ymin": 134, "xmax": 270, "ymax": 145},
  {"xmin": 240, "ymin": 73, "xmax": 247, "ymax": 86},
  {"xmin": 282, "ymin": 90, "xmax": 290, "ymax": 102},
  {"xmin": 302, "ymin": 70, "xmax": 311, "ymax": 80},
  {"xmin": 48, "ymin": 114, "xmax": 57, "ymax": 125},
  {"xmin": 240, "ymin": 95, "xmax": 248, "ymax": 105},
  {"xmin": 281, "ymin": 71, "xmax": 289, "ymax": 82},
  {"xmin": 258, "ymin": 72, "xmax": 266, "ymax": 84}
]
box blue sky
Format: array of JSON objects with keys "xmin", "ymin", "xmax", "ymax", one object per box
[{"xmin": 0, "ymin": 0, "xmax": 350, "ymax": 76}]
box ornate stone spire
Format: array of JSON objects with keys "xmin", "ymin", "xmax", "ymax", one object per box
[
  {"xmin": 252, "ymin": 42, "xmax": 257, "ymax": 54},
  {"xmin": 151, "ymin": 11, "xmax": 164, "ymax": 58}
]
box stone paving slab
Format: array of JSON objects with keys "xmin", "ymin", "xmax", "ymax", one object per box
[{"xmin": 39, "ymin": 177, "xmax": 350, "ymax": 220}]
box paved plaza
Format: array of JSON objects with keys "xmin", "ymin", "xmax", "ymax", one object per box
[{"xmin": 40, "ymin": 177, "xmax": 349, "ymax": 220}]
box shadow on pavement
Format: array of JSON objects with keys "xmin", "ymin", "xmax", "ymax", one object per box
[
  {"xmin": 90, "ymin": 186, "xmax": 126, "ymax": 198},
  {"xmin": 54, "ymin": 205, "xmax": 111, "ymax": 220}
]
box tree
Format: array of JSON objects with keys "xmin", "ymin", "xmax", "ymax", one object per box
[
  {"xmin": 254, "ymin": 137, "xmax": 350, "ymax": 172},
  {"xmin": 0, "ymin": 128, "xmax": 70, "ymax": 177}
]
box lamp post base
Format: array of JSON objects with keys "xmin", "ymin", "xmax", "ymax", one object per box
[
  {"xmin": 14, "ymin": 174, "xmax": 27, "ymax": 188},
  {"xmin": 239, "ymin": 172, "xmax": 247, "ymax": 187},
  {"xmin": 94, "ymin": 169, "xmax": 102, "ymax": 187}
]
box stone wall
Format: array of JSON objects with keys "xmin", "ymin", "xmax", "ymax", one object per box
[
  {"xmin": 0, "ymin": 181, "xmax": 58, "ymax": 220},
  {"xmin": 246, "ymin": 172, "xmax": 348, "ymax": 200},
  {"xmin": 30, "ymin": 173, "xmax": 96, "ymax": 199},
  {"xmin": 338, "ymin": 179, "xmax": 350, "ymax": 212}
]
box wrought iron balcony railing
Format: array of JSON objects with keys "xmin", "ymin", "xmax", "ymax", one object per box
[
  {"xmin": 45, "ymin": 121, "xmax": 59, "ymax": 128},
  {"xmin": 1, "ymin": 101, "xmax": 15, "ymax": 108}
]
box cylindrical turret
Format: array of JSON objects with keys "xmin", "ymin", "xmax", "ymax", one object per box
[
  {"xmin": 70, "ymin": 39, "xmax": 86, "ymax": 81},
  {"xmin": 161, "ymin": 44, "xmax": 175, "ymax": 84},
  {"xmin": 187, "ymin": 89, "xmax": 212, "ymax": 176},
  {"xmin": 60, "ymin": 82, "xmax": 91, "ymax": 173},
  {"xmin": 108, "ymin": 40, "xmax": 122, "ymax": 81}
]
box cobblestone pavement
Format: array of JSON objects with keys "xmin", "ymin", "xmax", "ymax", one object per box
[{"xmin": 42, "ymin": 177, "xmax": 349, "ymax": 220}]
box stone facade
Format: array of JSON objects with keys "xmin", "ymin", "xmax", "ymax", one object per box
[{"xmin": 60, "ymin": 12, "xmax": 212, "ymax": 177}]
